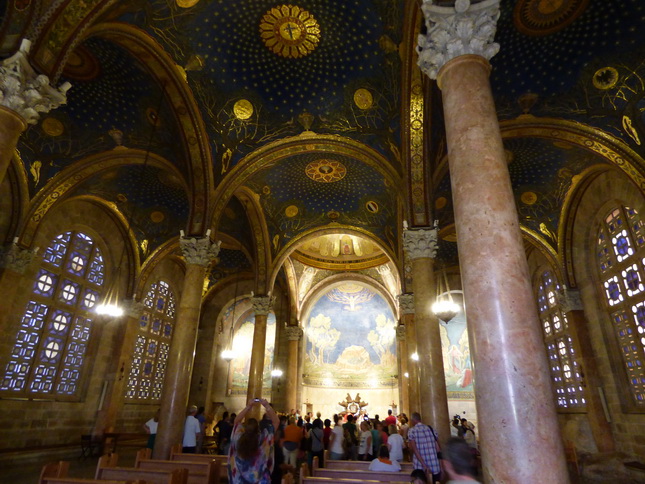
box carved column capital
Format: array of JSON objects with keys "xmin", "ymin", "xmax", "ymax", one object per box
[
  {"xmin": 417, "ymin": 0, "xmax": 501, "ymax": 79},
  {"xmin": 396, "ymin": 325, "xmax": 406, "ymax": 341},
  {"xmin": 0, "ymin": 39, "xmax": 71, "ymax": 124},
  {"xmin": 0, "ymin": 241, "xmax": 38, "ymax": 274},
  {"xmin": 285, "ymin": 325, "xmax": 304, "ymax": 341},
  {"xmin": 180, "ymin": 234, "xmax": 221, "ymax": 267},
  {"xmin": 403, "ymin": 225, "xmax": 438, "ymax": 260},
  {"xmin": 558, "ymin": 288, "xmax": 584, "ymax": 313},
  {"xmin": 398, "ymin": 293, "xmax": 415, "ymax": 314},
  {"xmin": 252, "ymin": 295, "xmax": 274, "ymax": 315}
]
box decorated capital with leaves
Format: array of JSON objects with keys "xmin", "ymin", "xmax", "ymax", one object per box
[
  {"xmin": 403, "ymin": 226, "xmax": 438, "ymax": 260},
  {"xmin": 285, "ymin": 325, "xmax": 304, "ymax": 341},
  {"xmin": 252, "ymin": 295, "xmax": 274, "ymax": 315},
  {"xmin": 557, "ymin": 288, "xmax": 584, "ymax": 313},
  {"xmin": 180, "ymin": 235, "xmax": 221, "ymax": 267},
  {"xmin": 396, "ymin": 324, "xmax": 406, "ymax": 341},
  {"xmin": 0, "ymin": 39, "xmax": 71, "ymax": 124},
  {"xmin": 398, "ymin": 293, "xmax": 415, "ymax": 314},
  {"xmin": 417, "ymin": 0, "xmax": 501, "ymax": 79},
  {"xmin": 0, "ymin": 242, "xmax": 38, "ymax": 274}
]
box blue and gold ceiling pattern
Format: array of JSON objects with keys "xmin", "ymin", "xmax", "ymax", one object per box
[
  {"xmin": 217, "ymin": 196, "xmax": 255, "ymax": 256},
  {"xmin": 245, "ymin": 152, "xmax": 398, "ymax": 255},
  {"xmin": 66, "ymin": 165, "xmax": 190, "ymax": 256},
  {"xmin": 17, "ymin": 37, "xmax": 185, "ymax": 196},
  {"xmin": 118, "ymin": 0, "xmax": 402, "ymax": 175}
]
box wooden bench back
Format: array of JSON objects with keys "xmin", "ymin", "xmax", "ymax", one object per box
[
  {"xmin": 301, "ymin": 478, "xmax": 408, "ymax": 484},
  {"xmin": 39, "ymin": 461, "xmax": 70, "ymax": 481},
  {"xmin": 313, "ymin": 468, "xmax": 409, "ymax": 482},
  {"xmin": 97, "ymin": 466, "xmax": 187, "ymax": 484},
  {"xmin": 42, "ymin": 479, "xmax": 143, "ymax": 484},
  {"xmin": 170, "ymin": 452, "xmax": 228, "ymax": 465},
  {"xmin": 137, "ymin": 458, "xmax": 217, "ymax": 484},
  {"xmin": 323, "ymin": 459, "xmax": 413, "ymax": 471}
]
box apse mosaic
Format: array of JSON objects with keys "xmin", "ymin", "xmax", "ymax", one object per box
[
  {"xmin": 439, "ymin": 312, "xmax": 474, "ymax": 400},
  {"xmin": 303, "ymin": 282, "xmax": 397, "ymax": 388},
  {"xmin": 116, "ymin": 0, "xmax": 403, "ymax": 174},
  {"xmin": 18, "ymin": 37, "xmax": 185, "ymax": 195},
  {"xmin": 68, "ymin": 165, "xmax": 189, "ymax": 256},
  {"xmin": 247, "ymin": 151, "xmax": 398, "ymax": 255},
  {"xmin": 229, "ymin": 310, "xmax": 276, "ymax": 396}
]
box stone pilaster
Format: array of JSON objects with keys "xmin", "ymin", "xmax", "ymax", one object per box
[
  {"xmin": 402, "ymin": 226, "xmax": 450, "ymax": 442},
  {"xmin": 285, "ymin": 325, "xmax": 303, "ymax": 412},
  {"xmin": 397, "ymin": 293, "xmax": 419, "ymax": 415},
  {"xmin": 418, "ymin": 0, "xmax": 569, "ymax": 479},
  {"xmin": 395, "ymin": 324, "xmax": 410, "ymax": 415},
  {"xmin": 0, "ymin": 39, "xmax": 71, "ymax": 185},
  {"xmin": 154, "ymin": 234, "xmax": 220, "ymax": 459}
]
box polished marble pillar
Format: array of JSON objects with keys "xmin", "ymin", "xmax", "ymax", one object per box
[
  {"xmin": 403, "ymin": 227, "xmax": 450, "ymax": 442},
  {"xmin": 0, "ymin": 39, "xmax": 70, "ymax": 185},
  {"xmin": 154, "ymin": 235, "xmax": 220, "ymax": 459},
  {"xmin": 418, "ymin": 0, "xmax": 569, "ymax": 481},
  {"xmin": 398, "ymin": 294, "xmax": 419, "ymax": 414},
  {"xmin": 559, "ymin": 288, "xmax": 615, "ymax": 453},
  {"xmin": 247, "ymin": 295, "xmax": 274, "ymax": 420},
  {"xmin": 396, "ymin": 324, "xmax": 410, "ymax": 416},
  {"xmin": 285, "ymin": 325, "xmax": 303, "ymax": 413}
]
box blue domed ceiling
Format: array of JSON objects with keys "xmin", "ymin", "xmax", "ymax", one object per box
[
  {"xmin": 117, "ymin": 0, "xmax": 403, "ymax": 177},
  {"xmin": 245, "ymin": 151, "xmax": 399, "ymax": 255},
  {"xmin": 18, "ymin": 37, "xmax": 186, "ymax": 196}
]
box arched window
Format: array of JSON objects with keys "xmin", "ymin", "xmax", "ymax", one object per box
[
  {"xmin": 125, "ymin": 280, "xmax": 176, "ymax": 401},
  {"xmin": 536, "ymin": 270, "xmax": 585, "ymax": 409},
  {"xmin": 0, "ymin": 231, "xmax": 104, "ymax": 397},
  {"xmin": 596, "ymin": 205, "xmax": 645, "ymax": 406}
]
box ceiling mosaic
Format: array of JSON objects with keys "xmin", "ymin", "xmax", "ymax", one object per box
[
  {"xmin": 293, "ymin": 233, "xmax": 388, "ymax": 271},
  {"xmin": 17, "ymin": 37, "xmax": 185, "ymax": 195},
  {"xmin": 66, "ymin": 165, "xmax": 189, "ymax": 257},
  {"xmin": 216, "ymin": 196, "xmax": 254, "ymax": 256},
  {"xmin": 116, "ymin": 0, "xmax": 403, "ymax": 176},
  {"xmin": 245, "ymin": 151, "xmax": 398, "ymax": 256},
  {"xmin": 433, "ymin": 137, "xmax": 607, "ymax": 253}
]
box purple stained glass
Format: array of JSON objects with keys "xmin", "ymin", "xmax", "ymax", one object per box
[
  {"xmin": 626, "ymin": 270, "xmax": 641, "ymax": 290},
  {"xmin": 607, "ymin": 281, "xmax": 621, "ymax": 301},
  {"xmin": 615, "ymin": 235, "xmax": 630, "ymax": 255}
]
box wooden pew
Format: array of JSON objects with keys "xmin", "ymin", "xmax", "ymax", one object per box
[
  {"xmin": 135, "ymin": 448, "xmax": 219, "ymax": 484},
  {"xmin": 96, "ymin": 452, "xmax": 188, "ymax": 484},
  {"xmin": 321, "ymin": 458, "xmax": 413, "ymax": 472},
  {"xmin": 39, "ymin": 461, "xmax": 70, "ymax": 481},
  {"xmin": 313, "ymin": 468, "xmax": 410, "ymax": 482},
  {"xmin": 42, "ymin": 479, "xmax": 142, "ymax": 484},
  {"xmin": 302, "ymin": 479, "xmax": 408, "ymax": 484},
  {"xmin": 102, "ymin": 433, "xmax": 149, "ymax": 454},
  {"xmin": 169, "ymin": 447, "xmax": 227, "ymax": 482}
]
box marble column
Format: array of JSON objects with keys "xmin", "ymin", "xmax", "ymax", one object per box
[
  {"xmin": 398, "ymin": 294, "xmax": 419, "ymax": 414},
  {"xmin": 285, "ymin": 325, "xmax": 303, "ymax": 413},
  {"xmin": 154, "ymin": 235, "xmax": 220, "ymax": 459},
  {"xmin": 418, "ymin": 0, "xmax": 569, "ymax": 481},
  {"xmin": 246, "ymin": 295, "xmax": 274, "ymax": 420},
  {"xmin": 396, "ymin": 325, "xmax": 410, "ymax": 416},
  {"xmin": 93, "ymin": 300, "xmax": 146, "ymax": 436},
  {"xmin": 559, "ymin": 288, "xmax": 615, "ymax": 453},
  {"xmin": 0, "ymin": 39, "xmax": 70, "ymax": 185},
  {"xmin": 403, "ymin": 226, "xmax": 450, "ymax": 442}
]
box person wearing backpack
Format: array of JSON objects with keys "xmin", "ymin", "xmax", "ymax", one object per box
[{"xmin": 342, "ymin": 414, "xmax": 359, "ymax": 460}]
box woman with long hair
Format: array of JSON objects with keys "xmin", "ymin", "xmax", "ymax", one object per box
[{"xmin": 228, "ymin": 398, "xmax": 279, "ymax": 484}]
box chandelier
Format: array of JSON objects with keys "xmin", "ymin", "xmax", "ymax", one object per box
[{"xmin": 432, "ymin": 266, "xmax": 461, "ymax": 323}]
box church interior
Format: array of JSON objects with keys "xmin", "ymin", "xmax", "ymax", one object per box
[{"xmin": 0, "ymin": 0, "xmax": 644, "ymax": 482}]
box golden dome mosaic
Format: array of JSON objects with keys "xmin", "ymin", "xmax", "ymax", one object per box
[
  {"xmin": 513, "ymin": 0, "xmax": 589, "ymax": 36},
  {"xmin": 305, "ymin": 159, "xmax": 347, "ymax": 183},
  {"xmin": 259, "ymin": 5, "xmax": 321, "ymax": 59}
]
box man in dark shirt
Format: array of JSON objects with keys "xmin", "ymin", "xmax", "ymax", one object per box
[
  {"xmin": 215, "ymin": 411, "xmax": 233, "ymax": 454},
  {"xmin": 342, "ymin": 414, "xmax": 359, "ymax": 460}
]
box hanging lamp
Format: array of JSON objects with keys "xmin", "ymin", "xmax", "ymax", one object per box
[{"xmin": 432, "ymin": 267, "xmax": 461, "ymax": 322}]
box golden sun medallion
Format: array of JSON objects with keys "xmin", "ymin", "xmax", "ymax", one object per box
[{"xmin": 259, "ymin": 5, "xmax": 320, "ymax": 59}]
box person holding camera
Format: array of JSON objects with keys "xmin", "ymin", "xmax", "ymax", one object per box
[{"xmin": 228, "ymin": 398, "xmax": 279, "ymax": 484}]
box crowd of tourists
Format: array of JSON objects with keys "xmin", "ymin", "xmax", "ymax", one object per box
[{"xmin": 171, "ymin": 403, "xmax": 480, "ymax": 484}]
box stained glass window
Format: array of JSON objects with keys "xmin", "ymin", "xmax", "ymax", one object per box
[
  {"xmin": 536, "ymin": 270, "xmax": 586, "ymax": 409},
  {"xmin": 596, "ymin": 206, "xmax": 645, "ymax": 406},
  {"xmin": 125, "ymin": 280, "xmax": 176, "ymax": 401},
  {"xmin": 1, "ymin": 232, "xmax": 104, "ymax": 397}
]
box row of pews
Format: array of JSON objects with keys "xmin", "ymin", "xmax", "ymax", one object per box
[
  {"xmin": 40, "ymin": 446, "xmax": 415, "ymax": 484},
  {"xmin": 299, "ymin": 455, "xmax": 414, "ymax": 484}
]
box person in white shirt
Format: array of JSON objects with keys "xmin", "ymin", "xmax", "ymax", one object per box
[
  {"xmin": 143, "ymin": 409, "xmax": 160, "ymax": 450},
  {"xmin": 358, "ymin": 421, "xmax": 372, "ymax": 460},
  {"xmin": 386, "ymin": 424, "xmax": 405, "ymax": 462},
  {"xmin": 369, "ymin": 445, "xmax": 402, "ymax": 472},
  {"xmin": 183, "ymin": 405, "xmax": 202, "ymax": 453},
  {"xmin": 328, "ymin": 415, "xmax": 345, "ymax": 459}
]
